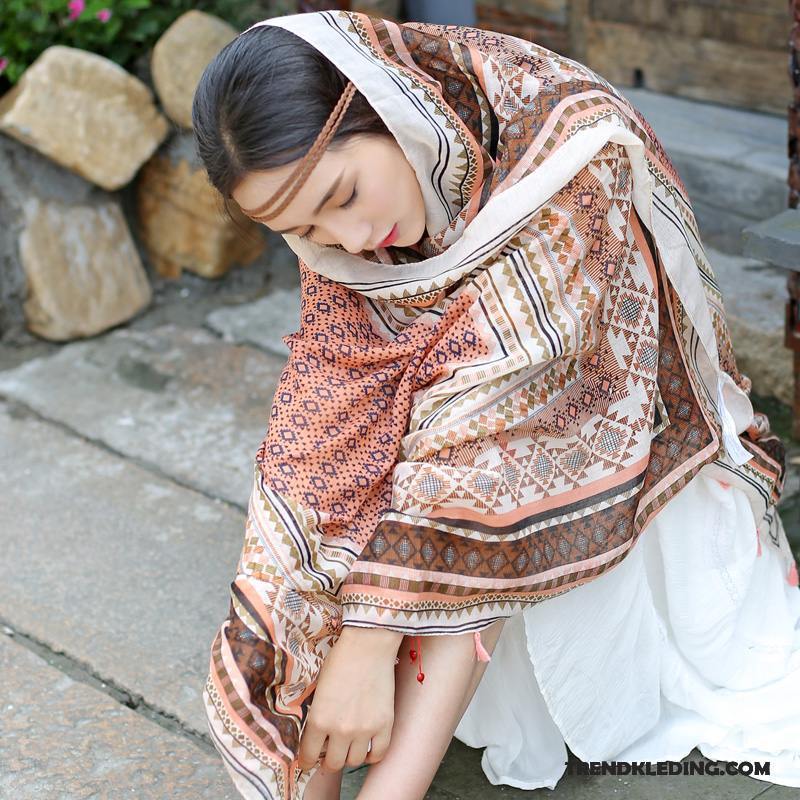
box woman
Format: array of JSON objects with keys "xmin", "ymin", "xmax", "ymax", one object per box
[{"xmin": 191, "ymin": 10, "xmax": 800, "ymax": 800}]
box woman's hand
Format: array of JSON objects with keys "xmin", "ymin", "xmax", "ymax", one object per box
[{"xmin": 298, "ymin": 625, "xmax": 403, "ymax": 773}]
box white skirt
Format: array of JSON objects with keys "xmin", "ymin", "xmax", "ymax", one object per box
[{"xmin": 455, "ymin": 467, "xmax": 800, "ymax": 789}]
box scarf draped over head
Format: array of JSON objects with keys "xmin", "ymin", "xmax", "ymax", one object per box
[{"xmin": 203, "ymin": 11, "xmax": 794, "ymax": 799}]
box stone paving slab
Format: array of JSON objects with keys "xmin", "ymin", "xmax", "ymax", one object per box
[
  {"xmin": 669, "ymin": 151, "xmax": 786, "ymax": 226},
  {"xmin": 708, "ymin": 248, "xmax": 787, "ymax": 334},
  {"xmin": 758, "ymin": 786, "xmax": 800, "ymax": 800},
  {"xmin": 0, "ymin": 368, "xmax": 794, "ymax": 800},
  {"xmin": 705, "ymin": 246, "xmax": 792, "ymax": 408},
  {"xmin": 0, "ymin": 324, "xmax": 287, "ymax": 508},
  {"xmin": 624, "ymin": 88, "xmax": 785, "ymax": 168},
  {"xmin": 742, "ymin": 209, "xmax": 800, "ymax": 271},
  {"xmin": 0, "ymin": 634, "xmax": 238, "ymax": 800},
  {"xmin": 0, "ymin": 400, "xmax": 447, "ymax": 799},
  {"xmin": 623, "ymin": 88, "xmax": 786, "ymax": 257},
  {"xmin": 206, "ymin": 283, "xmax": 301, "ymax": 359},
  {"xmin": 0, "ymin": 400, "xmax": 244, "ymax": 736}
]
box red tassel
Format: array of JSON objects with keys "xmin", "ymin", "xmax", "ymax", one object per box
[
  {"xmin": 788, "ymin": 562, "xmax": 799, "ymax": 587},
  {"xmin": 415, "ymin": 635, "xmax": 424, "ymax": 683}
]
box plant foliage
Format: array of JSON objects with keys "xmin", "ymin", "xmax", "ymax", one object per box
[{"xmin": 0, "ymin": 0, "xmax": 294, "ymax": 86}]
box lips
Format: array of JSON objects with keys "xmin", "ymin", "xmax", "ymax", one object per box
[{"xmin": 377, "ymin": 223, "xmax": 399, "ymax": 248}]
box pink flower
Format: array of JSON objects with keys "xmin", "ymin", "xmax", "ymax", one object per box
[
  {"xmin": 96, "ymin": 8, "xmax": 112, "ymax": 22},
  {"xmin": 67, "ymin": 0, "xmax": 85, "ymax": 21},
  {"xmin": 0, "ymin": 58, "xmax": 8, "ymax": 76}
]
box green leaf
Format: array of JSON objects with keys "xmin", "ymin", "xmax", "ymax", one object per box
[{"xmin": 0, "ymin": 0, "xmax": 265, "ymax": 80}]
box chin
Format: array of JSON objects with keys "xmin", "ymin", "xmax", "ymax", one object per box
[{"xmin": 400, "ymin": 215, "xmax": 427, "ymax": 247}]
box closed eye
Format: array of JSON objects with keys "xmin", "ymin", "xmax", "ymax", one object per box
[
  {"xmin": 340, "ymin": 186, "xmax": 357, "ymax": 210},
  {"xmin": 299, "ymin": 186, "xmax": 358, "ymax": 242}
]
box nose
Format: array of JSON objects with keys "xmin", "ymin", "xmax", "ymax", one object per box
[{"xmin": 337, "ymin": 222, "xmax": 372, "ymax": 254}]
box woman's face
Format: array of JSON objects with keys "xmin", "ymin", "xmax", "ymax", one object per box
[{"xmin": 232, "ymin": 134, "xmax": 427, "ymax": 255}]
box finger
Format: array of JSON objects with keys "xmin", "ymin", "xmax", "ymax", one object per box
[
  {"xmin": 345, "ymin": 737, "xmax": 372, "ymax": 768},
  {"xmin": 363, "ymin": 727, "xmax": 392, "ymax": 765},
  {"xmin": 321, "ymin": 734, "xmax": 351, "ymax": 773},
  {"xmin": 298, "ymin": 724, "xmax": 327, "ymax": 771}
]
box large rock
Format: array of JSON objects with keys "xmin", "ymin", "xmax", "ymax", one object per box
[
  {"xmin": 151, "ymin": 10, "xmax": 237, "ymax": 130},
  {"xmin": 0, "ymin": 46, "xmax": 169, "ymax": 191},
  {"xmin": 19, "ymin": 197, "xmax": 152, "ymax": 341},
  {"xmin": 135, "ymin": 132, "xmax": 266, "ymax": 279},
  {"xmin": 0, "ymin": 135, "xmax": 81, "ymax": 339}
]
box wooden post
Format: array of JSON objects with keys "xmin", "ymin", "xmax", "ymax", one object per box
[
  {"xmin": 787, "ymin": 273, "xmax": 800, "ymax": 439},
  {"xmin": 789, "ymin": 0, "xmax": 800, "ymax": 436},
  {"xmin": 297, "ymin": 0, "xmax": 351, "ymax": 11},
  {"xmin": 791, "ymin": 0, "xmax": 799, "ymax": 208}
]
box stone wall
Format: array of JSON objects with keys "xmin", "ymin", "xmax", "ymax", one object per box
[
  {"xmin": 476, "ymin": 0, "xmax": 570, "ymax": 56},
  {"xmin": 0, "ymin": 11, "xmax": 268, "ymax": 344},
  {"xmin": 477, "ymin": 0, "xmax": 792, "ymax": 116}
]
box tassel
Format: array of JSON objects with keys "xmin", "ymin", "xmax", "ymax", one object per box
[
  {"xmin": 756, "ymin": 533, "xmax": 762, "ymax": 558},
  {"xmin": 474, "ymin": 631, "xmax": 492, "ymax": 662},
  {"xmin": 415, "ymin": 635, "xmax": 425, "ymax": 683},
  {"xmin": 788, "ymin": 562, "xmax": 799, "ymax": 588}
]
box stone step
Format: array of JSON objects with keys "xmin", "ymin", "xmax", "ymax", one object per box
[
  {"xmin": 0, "ymin": 399, "xmax": 243, "ymax": 736},
  {"xmin": 206, "ymin": 282, "xmax": 301, "ymax": 358},
  {"xmin": 705, "ymin": 245, "xmax": 791, "ymax": 407},
  {"xmin": 0, "ymin": 396, "xmax": 362, "ymax": 799},
  {"xmin": 0, "ymin": 634, "xmax": 238, "ymax": 799},
  {"xmin": 625, "ymin": 88, "xmax": 788, "ymax": 255},
  {"xmin": 742, "ymin": 208, "xmax": 800, "ymax": 270},
  {"xmin": 0, "ymin": 324, "xmax": 287, "ymax": 508}
]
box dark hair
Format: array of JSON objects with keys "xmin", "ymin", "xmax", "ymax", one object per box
[{"xmin": 192, "ymin": 24, "xmax": 390, "ymax": 225}]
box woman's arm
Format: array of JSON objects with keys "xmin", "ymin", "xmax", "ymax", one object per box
[{"xmin": 297, "ymin": 624, "xmax": 404, "ymax": 772}]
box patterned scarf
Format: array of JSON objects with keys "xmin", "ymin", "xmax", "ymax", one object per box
[{"xmin": 203, "ymin": 11, "xmax": 794, "ymax": 799}]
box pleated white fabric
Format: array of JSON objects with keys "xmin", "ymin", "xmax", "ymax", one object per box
[{"xmin": 455, "ymin": 466, "xmax": 800, "ymax": 789}]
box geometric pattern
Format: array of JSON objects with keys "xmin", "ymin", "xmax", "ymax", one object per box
[{"xmin": 202, "ymin": 11, "xmax": 794, "ymax": 799}]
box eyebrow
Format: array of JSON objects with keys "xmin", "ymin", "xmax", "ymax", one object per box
[{"xmin": 269, "ymin": 169, "xmax": 345, "ymax": 235}]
